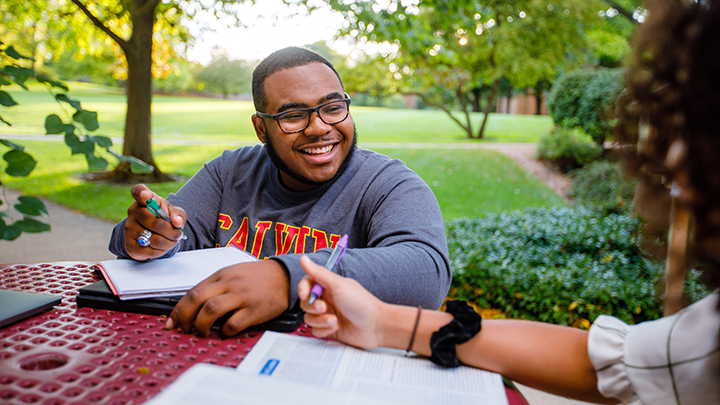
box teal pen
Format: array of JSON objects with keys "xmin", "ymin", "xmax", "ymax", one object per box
[
  {"xmin": 146, "ymin": 198, "xmax": 187, "ymax": 240},
  {"xmin": 308, "ymin": 234, "xmax": 348, "ymax": 305}
]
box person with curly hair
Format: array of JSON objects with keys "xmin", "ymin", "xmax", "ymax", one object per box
[{"xmin": 296, "ymin": 1, "xmax": 720, "ymax": 403}]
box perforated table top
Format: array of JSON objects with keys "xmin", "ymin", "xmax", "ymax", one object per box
[
  {"xmin": 0, "ymin": 263, "xmax": 314, "ymax": 405},
  {"xmin": 0, "ymin": 262, "xmax": 526, "ymax": 405}
]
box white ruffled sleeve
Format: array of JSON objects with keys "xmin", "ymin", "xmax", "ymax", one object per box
[
  {"xmin": 588, "ymin": 291, "xmax": 720, "ymax": 405},
  {"xmin": 587, "ymin": 315, "xmax": 638, "ymax": 404}
]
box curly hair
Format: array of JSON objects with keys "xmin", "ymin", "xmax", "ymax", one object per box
[{"xmin": 617, "ymin": 0, "xmax": 720, "ymax": 289}]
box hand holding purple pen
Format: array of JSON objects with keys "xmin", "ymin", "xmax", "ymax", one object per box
[{"xmin": 308, "ymin": 234, "xmax": 348, "ymax": 305}]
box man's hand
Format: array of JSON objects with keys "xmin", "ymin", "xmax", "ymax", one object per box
[
  {"xmin": 124, "ymin": 184, "xmax": 187, "ymax": 261},
  {"xmin": 165, "ymin": 259, "xmax": 291, "ymax": 337}
]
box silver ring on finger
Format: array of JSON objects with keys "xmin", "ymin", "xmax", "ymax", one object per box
[{"xmin": 137, "ymin": 229, "xmax": 152, "ymax": 247}]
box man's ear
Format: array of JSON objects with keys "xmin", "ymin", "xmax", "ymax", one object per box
[{"xmin": 251, "ymin": 114, "xmax": 267, "ymax": 143}]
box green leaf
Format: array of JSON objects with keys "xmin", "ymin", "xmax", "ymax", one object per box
[
  {"xmin": 64, "ymin": 134, "xmax": 82, "ymax": 154},
  {"xmin": 106, "ymin": 147, "xmax": 123, "ymax": 160},
  {"xmin": 0, "ymin": 218, "xmax": 22, "ymax": 241},
  {"xmin": 3, "ymin": 149, "xmax": 36, "ymax": 177},
  {"xmin": 0, "ymin": 90, "xmax": 18, "ymax": 107},
  {"xmin": 14, "ymin": 196, "xmax": 48, "ymax": 217},
  {"xmin": 88, "ymin": 135, "xmax": 112, "ymax": 148},
  {"xmin": 127, "ymin": 156, "xmax": 154, "ymax": 174},
  {"xmin": 5, "ymin": 66, "xmax": 32, "ymax": 89},
  {"xmin": 35, "ymin": 74, "xmax": 69, "ymax": 91},
  {"xmin": 63, "ymin": 123, "xmax": 76, "ymax": 136},
  {"xmin": 14, "ymin": 217, "xmax": 51, "ymax": 233},
  {"xmin": 55, "ymin": 93, "xmax": 82, "ymax": 111},
  {"xmin": 0, "ymin": 115, "xmax": 11, "ymax": 126},
  {"xmin": 105, "ymin": 148, "xmax": 154, "ymax": 173},
  {"xmin": 46, "ymin": 115, "xmax": 76, "ymax": 137},
  {"xmin": 5, "ymin": 46, "xmax": 32, "ymax": 60},
  {"xmin": 45, "ymin": 114, "xmax": 64, "ymax": 134},
  {"xmin": 72, "ymin": 109, "xmax": 99, "ymax": 131},
  {"xmin": 0, "ymin": 139, "xmax": 24, "ymax": 150},
  {"xmin": 63, "ymin": 134, "xmax": 95, "ymax": 156},
  {"xmin": 85, "ymin": 153, "xmax": 108, "ymax": 171},
  {"xmin": 79, "ymin": 139, "xmax": 95, "ymax": 154},
  {"xmin": 107, "ymin": 147, "xmax": 153, "ymax": 173}
]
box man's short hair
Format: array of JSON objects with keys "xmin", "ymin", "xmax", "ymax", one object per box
[{"xmin": 252, "ymin": 47, "xmax": 344, "ymax": 112}]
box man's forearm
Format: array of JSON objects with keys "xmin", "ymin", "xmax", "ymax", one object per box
[{"xmin": 278, "ymin": 242, "xmax": 450, "ymax": 309}]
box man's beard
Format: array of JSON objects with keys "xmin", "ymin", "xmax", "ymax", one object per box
[{"xmin": 265, "ymin": 125, "xmax": 358, "ymax": 188}]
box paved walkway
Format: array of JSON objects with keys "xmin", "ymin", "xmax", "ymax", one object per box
[
  {"xmin": 0, "ymin": 188, "xmax": 116, "ymax": 264},
  {"xmin": 0, "ymin": 138, "xmax": 592, "ymax": 405}
]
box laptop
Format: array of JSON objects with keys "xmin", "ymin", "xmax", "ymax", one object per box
[
  {"xmin": 76, "ymin": 280, "xmax": 304, "ymax": 332},
  {"xmin": 0, "ymin": 289, "xmax": 61, "ymax": 328}
]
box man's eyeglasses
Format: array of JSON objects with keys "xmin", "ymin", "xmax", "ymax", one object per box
[{"xmin": 256, "ymin": 94, "xmax": 352, "ymax": 134}]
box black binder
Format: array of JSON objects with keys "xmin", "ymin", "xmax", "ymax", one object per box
[
  {"xmin": 0, "ymin": 289, "xmax": 61, "ymax": 328},
  {"xmin": 76, "ymin": 280, "xmax": 304, "ymax": 332}
]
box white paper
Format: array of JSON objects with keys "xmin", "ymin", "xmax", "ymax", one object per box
[
  {"xmin": 236, "ymin": 332, "xmax": 509, "ymax": 405},
  {"xmin": 94, "ymin": 247, "xmax": 257, "ymax": 300},
  {"xmin": 144, "ymin": 363, "xmax": 401, "ymax": 405}
]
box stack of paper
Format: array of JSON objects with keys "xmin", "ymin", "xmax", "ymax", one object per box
[
  {"xmin": 145, "ymin": 332, "xmax": 509, "ymax": 405},
  {"xmin": 93, "ymin": 247, "xmax": 257, "ymax": 300}
]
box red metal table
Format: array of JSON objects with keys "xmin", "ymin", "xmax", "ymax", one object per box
[{"xmin": 0, "ymin": 262, "xmax": 528, "ymax": 405}]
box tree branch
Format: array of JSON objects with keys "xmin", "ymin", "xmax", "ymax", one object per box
[
  {"xmin": 602, "ymin": 0, "xmax": 640, "ymax": 25},
  {"xmin": 69, "ymin": 0, "xmax": 128, "ymax": 50},
  {"xmin": 457, "ymin": 87, "xmax": 474, "ymax": 138},
  {"xmin": 403, "ymin": 90, "xmax": 472, "ymax": 137}
]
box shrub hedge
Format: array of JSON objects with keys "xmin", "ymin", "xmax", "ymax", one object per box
[
  {"xmin": 547, "ymin": 68, "xmax": 625, "ymax": 146},
  {"xmin": 570, "ymin": 160, "xmax": 637, "ymax": 215},
  {"xmin": 547, "ymin": 70, "xmax": 594, "ymax": 131},
  {"xmin": 578, "ymin": 69, "xmax": 625, "ymax": 145},
  {"xmin": 537, "ymin": 127, "xmax": 602, "ymax": 172},
  {"xmin": 447, "ymin": 207, "xmax": 710, "ymax": 328}
]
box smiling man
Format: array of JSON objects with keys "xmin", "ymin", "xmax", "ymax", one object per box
[{"xmin": 107, "ymin": 47, "xmax": 451, "ymax": 337}]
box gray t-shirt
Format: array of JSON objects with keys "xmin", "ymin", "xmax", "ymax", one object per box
[{"xmin": 109, "ymin": 145, "xmax": 451, "ymax": 308}]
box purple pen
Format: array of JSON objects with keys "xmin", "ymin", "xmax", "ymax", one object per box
[{"xmin": 308, "ymin": 234, "xmax": 348, "ymax": 305}]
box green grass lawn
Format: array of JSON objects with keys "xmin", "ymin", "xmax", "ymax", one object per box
[
  {"xmin": 374, "ymin": 148, "xmax": 564, "ymax": 218},
  {"xmin": 2, "ymin": 82, "xmax": 563, "ymax": 222},
  {"xmin": 1, "ymin": 82, "xmax": 552, "ymax": 143},
  {"xmin": 3, "ymin": 141, "xmax": 564, "ymax": 223}
]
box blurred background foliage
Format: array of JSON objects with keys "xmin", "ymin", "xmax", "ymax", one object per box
[{"xmin": 5, "ymin": 0, "xmax": 703, "ymax": 325}]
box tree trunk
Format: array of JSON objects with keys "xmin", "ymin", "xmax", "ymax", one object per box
[
  {"xmin": 123, "ymin": 25, "xmax": 154, "ymax": 165},
  {"xmin": 505, "ymin": 85, "xmax": 512, "ymax": 113},
  {"xmin": 108, "ymin": 0, "xmax": 171, "ymax": 182},
  {"xmin": 476, "ymin": 80, "xmax": 500, "ymax": 139},
  {"xmin": 535, "ymin": 93, "xmax": 543, "ymax": 115},
  {"xmin": 469, "ymin": 88, "xmax": 482, "ymax": 112},
  {"xmin": 533, "ymin": 80, "xmax": 549, "ymax": 115},
  {"xmin": 68, "ymin": 0, "xmax": 172, "ymax": 183},
  {"xmin": 124, "ymin": 3, "xmax": 156, "ymax": 166}
]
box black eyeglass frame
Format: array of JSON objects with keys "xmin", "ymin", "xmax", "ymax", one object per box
[{"xmin": 256, "ymin": 93, "xmax": 352, "ymax": 134}]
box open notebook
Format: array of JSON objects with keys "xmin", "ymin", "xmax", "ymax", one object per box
[{"xmin": 93, "ymin": 247, "xmax": 257, "ymax": 300}]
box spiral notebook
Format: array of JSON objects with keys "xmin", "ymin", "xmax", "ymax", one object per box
[{"xmin": 92, "ymin": 247, "xmax": 257, "ymax": 300}]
